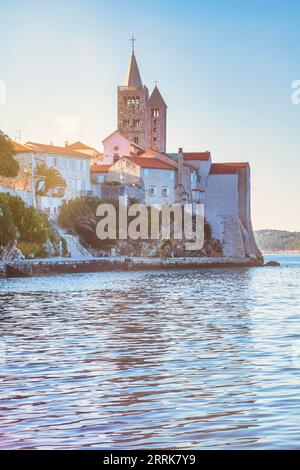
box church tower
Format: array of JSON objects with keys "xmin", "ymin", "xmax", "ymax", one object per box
[
  {"xmin": 146, "ymin": 85, "xmax": 167, "ymax": 152},
  {"xmin": 117, "ymin": 38, "xmax": 149, "ymax": 148}
]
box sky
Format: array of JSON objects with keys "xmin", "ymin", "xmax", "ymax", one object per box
[{"xmin": 0, "ymin": 0, "xmax": 300, "ymax": 231}]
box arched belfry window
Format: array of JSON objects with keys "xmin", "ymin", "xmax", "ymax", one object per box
[{"xmin": 152, "ymin": 108, "xmax": 159, "ymax": 118}]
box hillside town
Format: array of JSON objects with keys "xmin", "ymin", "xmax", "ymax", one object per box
[{"xmin": 0, "ymin": 44, "xmax": 260, "ymax": 260}]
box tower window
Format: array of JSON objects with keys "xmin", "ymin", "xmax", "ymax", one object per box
[
  {"xmin": 126, "ymin": 96, "xmax": 140, "ymax": 108},
  {"xmin": 133, "ymin": 118, "xmax": 141, "ymax": 128},
  {"xmin": 134, "ymin": 136, "xmax": 139, "ymax": 144},
  {"xmin": 153, "ymin": 127, "xmax": 157, "ymax": 133},
  {"xmin": 152, "ymin": 108, "xmax": 159, "ymax": 118},
  {"xmin": 153, "ymin": 137, "xmax": 157, "ymax": 142},
  {"xmin": 122, "ymin": 119, "xmax": 129, "ymax": 127}
]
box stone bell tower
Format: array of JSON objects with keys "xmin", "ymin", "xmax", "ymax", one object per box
[
  {"xmin": 146, "ymin": 84, "xmax": 167, "ymax": 152},
  {"xmin": 117, "ymin": 37, "xmax": 149, "ymax": 148}
]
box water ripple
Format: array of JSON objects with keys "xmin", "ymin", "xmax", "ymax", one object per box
[{"xmin": 0, "ymin": 255, "xmax": 300, "ymax": 449}]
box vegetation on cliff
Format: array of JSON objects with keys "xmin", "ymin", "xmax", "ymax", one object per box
[
  {"xmin": 255, "ymin": 229, "xmax": 300, "ymax": 252},
  {"xmin": 0, "ymin": 193, "xmax": 60, "ymax": 259},
  {"xmin": 58, "ymin": 197, "xmax": 222, "ymax": 257}
]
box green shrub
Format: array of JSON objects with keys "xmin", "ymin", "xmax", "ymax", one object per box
[
  {"xmin": 0, "ymin": 201, "xmax": 17, "ymax": 247},
  {"xmin": 17, "ymin": 241, "xmax": 46, "ymax": 259}
]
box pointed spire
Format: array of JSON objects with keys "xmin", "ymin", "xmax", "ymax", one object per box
[
  {"xmin": 124, "ymin": 36, "xmax": 143, "ymax": 88},
  {"xmin": 147, "ymin": 85, "xmax": 167, "ymax": 108},
  {"xmin": 125, "ymin": 53, "xmax": 143, "ymax": 87}
]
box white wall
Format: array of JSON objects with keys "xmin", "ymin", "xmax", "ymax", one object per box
[
  {"xmin": 35, "ymin": 152, "xmax": 91, "ymax": 199},
  {"xmin": 102, "ymin": 132, "xmax": 131, "ymax": 164},
  {"xmin": 143, "ymin": 168, "xmax": 176, "ymax": 206},
  {"xmin": 205, "ymin": 174, "xmax": 238, "ymax": 241}
]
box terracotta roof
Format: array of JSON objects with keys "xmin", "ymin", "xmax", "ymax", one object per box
[
  {"xmin": 68, "ymin": 141, "xmax": 101, "ymax": 154},
  {"xmin": 183, "ymin": 152, "xmax": 211, "ymax": 161},
  {"xmin": 210, "ymin": 162, "xmax": 249, "ymax": 175},
  {"xmin": 11, "ymin": 141, "xmax": 33, "ymax": 153},
  {"xmin": 26, "ymin": 142, "xmax": 93, "ymax": 158},
  {"xmin": 91, "ymin": 164, "xmax": 111, "ymax": 173},
  {"xmin": 125, "ymin": 156, "xmax": 175, "ymax": 170}
]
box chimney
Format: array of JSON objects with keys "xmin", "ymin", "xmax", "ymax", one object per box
[{"xmin": 177, "ymin": 147, "xmax": 183, "ymax": 186}]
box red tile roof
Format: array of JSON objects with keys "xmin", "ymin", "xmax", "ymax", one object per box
[
  {"xmin": 11, "ymin": 141, "xmax": 33, "ymax": 153},
  {"xmin": 125, "ymin": 156, "xmax": 175, "ymax": 170},
  {"xmin": 183, "ymin": 152, "xmax": 211, "ymax": 161},
  {"xmin": 26, "ymin": 142, "xmax": 93, "ymax": 158},
  {"xmin": 210, "ymin": 162, "xmax": 249, "ymax": 175},
  {"xmin": 90, "ymin": 164, "xmax": 111, "ymax": 173},
  {"xmin": 68, "ymin": 141, "xmax": 101, "ymax": 155}
]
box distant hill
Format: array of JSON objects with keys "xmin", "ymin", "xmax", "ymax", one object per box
[{"xmin": 255, "ymin": 229, "xmax": 300, "ymax": 253}]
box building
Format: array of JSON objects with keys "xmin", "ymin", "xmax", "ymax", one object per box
[
  {"xmin": 117, "ymin": 43, "xmax": 167, "ymax": 152},
  {"xmin": 1, "ymin": 40, "xmax": 260, "ymax": 259},
  {"xmin": 25, "ymin": 142, "xmax": 93, "ymax": 200},
  {"xmin": 91, "ymin": 42, "xmax": 260, "ymax": 259},
  {"xmin": 0, "ymin": 141, "xmax": 94, "ymax": 215},
  {"xmin": 0, "ymin": 141, "xmax": 35, "ymax": 207}
]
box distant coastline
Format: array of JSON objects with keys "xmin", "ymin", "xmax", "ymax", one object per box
[{"xmin": 255, "ymin": 229, "xmax": 300, "ymax": 254}]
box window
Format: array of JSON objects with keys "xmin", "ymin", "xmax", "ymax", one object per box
[
  {"xmin": 134, "ymin": 136, "xmax": 139, "ymax": 144},
  {"xmin": 126, "ymin": 96, "xmax": 140, "ymax": 108},
  {"xmin": 162, "ymin": 187, "xmax": 169, "ymax": 197},
  {"xmin": 122, "ymin": 119, "xmax": 129, "ymax": 127},
  {"xmin": 153, "ymin": 127, "xmax": 157, "ymax": 133},
  {"xmin": 152, "ymin": 108, "xmax": 159, "ymax": 118},
  {"xmin": 153, "ymin": 137, "xmax": 157, "ymax": 142},
  {"xmin": 149, "ymin": 186, "xmax": 157, "ymax": 196},
  {"xmin": 133, "ymin": 118, "xmax": 141, "ymax": 128}
]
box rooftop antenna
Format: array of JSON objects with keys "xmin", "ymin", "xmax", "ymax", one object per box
[
  {"xmin": 16, "ymin": 129, "xmax": 21, "ymax": 143},
  {"xmin": 130, "ymin": 35, "xmax": 136, "ymax": 54}
]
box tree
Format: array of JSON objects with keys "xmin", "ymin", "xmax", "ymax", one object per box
[
  {"xmin": 19, "ymin": 207, "xmax": 49, "ymax": 244},
  {"xmin": 36, "ymin": 163, "xmax": 66, "ymax": 195},
  {"xmin": 0, "ymin": 192, "xmax": 25, "ymax": 228},
  {"xmin": 0, "ymin": 130, "xmax": 20, "ymax": 177},
  {"xmin": 0, "ymin": 201, "xmax": 17, "ymax": 247}
]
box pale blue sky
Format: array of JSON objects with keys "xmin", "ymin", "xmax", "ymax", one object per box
[{"xmin": 0, "ymin": 0, "xmax": 300, "ymax": 230}]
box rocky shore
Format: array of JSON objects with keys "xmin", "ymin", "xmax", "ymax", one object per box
[{"xmin": 0, "ymin": 255, "xmax": 264, "ymax": 278}]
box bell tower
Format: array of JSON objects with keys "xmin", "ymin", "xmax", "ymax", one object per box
[
  {"xmin": 117, "ymin": 37, "xmax": 148, "ymax": 148},
  {"xmin": 146, "ymin": 84, "xmax": 167, "ymax": 152}
]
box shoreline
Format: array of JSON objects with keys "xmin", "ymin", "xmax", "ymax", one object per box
[
  {"xmin": 0, "ymin": 256, "xmax": 264, "ymax": 278},
  {"xmin": 262, "ymin": 251, "xmax": 300, "ymax": 255}
]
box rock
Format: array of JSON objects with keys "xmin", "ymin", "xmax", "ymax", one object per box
[
  {"xmin": 43, "ymin": 239, "xmax": 57, "ymax": 257},
  {"xmin": 0, "ymin": 243, "xmax": 25, "ymax": 261},
  {"xmin": 265, "ymin": 260, "xmax": 280, "ymax": 267}
]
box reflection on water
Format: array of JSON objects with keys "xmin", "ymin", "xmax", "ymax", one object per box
[{"xmin": 0, "ymin": 255, "xmax": 300, "ymax": 449}]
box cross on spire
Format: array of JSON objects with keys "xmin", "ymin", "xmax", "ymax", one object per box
[
  {"xmin": 130, "ymin": 35, "xmax": 136, "ymax": 54},
  {"xmin": 154, "ymin": 79, "xmax": 158, "ymax": 87}
]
